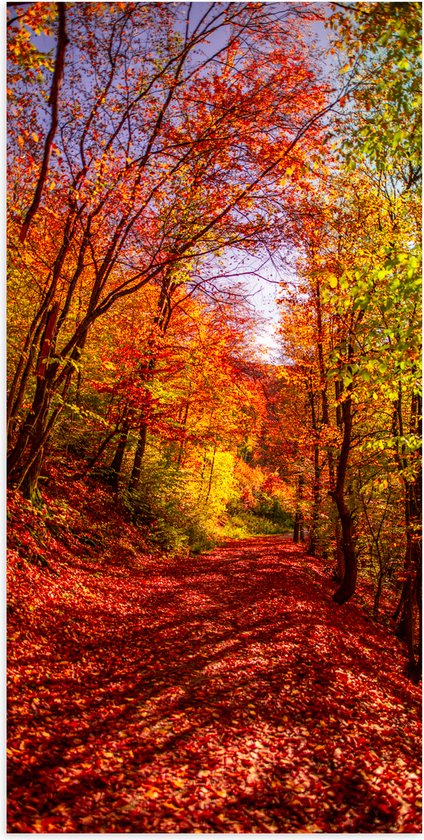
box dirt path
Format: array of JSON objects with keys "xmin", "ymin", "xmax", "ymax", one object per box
[{"xmin": 7, "ymin": 535, "xmax": 422, "ymax": 832}]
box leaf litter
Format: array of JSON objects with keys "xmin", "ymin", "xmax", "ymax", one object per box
[{"xmin": 7, "ymin": 470, "xmax": 422, "ymax": 833}]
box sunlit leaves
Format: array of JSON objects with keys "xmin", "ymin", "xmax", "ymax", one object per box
[{"xmin": 329, "ymin": 2, "xmax": 421, "ymax": 180}]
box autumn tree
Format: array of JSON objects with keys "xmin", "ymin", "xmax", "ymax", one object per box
[
  {"xmin": 329, "ymin": 0, "xmax": 421, "ymax": 672},
  {"xmin": 276, "ymin": 2, "xmax": 421, "ymax": 682},
  {"xmin": 7, "ymin": 1, "xmax": 331, "ymax": 499}
]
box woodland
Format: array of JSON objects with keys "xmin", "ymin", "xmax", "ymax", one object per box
[{"xmin": 7, "ymin": 0, "xmax": 422, "ymax": 834}]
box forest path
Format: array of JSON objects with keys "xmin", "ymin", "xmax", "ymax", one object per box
[{"xmin": 8, "ymin": 535, "xmax": 421, "ymax": 832}]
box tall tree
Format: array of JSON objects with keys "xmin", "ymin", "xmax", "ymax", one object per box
[{"xmin": 7, "ymin": 1, "xmax": 330, "ymax": 499}]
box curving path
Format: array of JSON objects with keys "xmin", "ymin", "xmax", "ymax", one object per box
[{"xmin": 7, "ymin": 535, "xmax": 422, "ymax": 832}]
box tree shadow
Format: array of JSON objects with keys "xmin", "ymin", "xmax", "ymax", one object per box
[{"xmin": 7, "ymin": 537, "xmax": 421, "ymax": 832}]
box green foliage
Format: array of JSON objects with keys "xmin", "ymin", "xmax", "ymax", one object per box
[
  {"xmin": 330, "ymin": 1, "xmax": 421, "ymax": 180},
  {"xmin": 253, "ymin": 491, "xmax": 292, "ymax": 525},
  {"xmin": 125, "ymin": 457, "xmax": 199, "ymax": 553},
  {"xmin": 122, "ymin": 446, "xmax": 231, "ymax": 553},
  {"xmin": 117, "ymin": 441, "xmax": 294, "ymax": 553},
  {"xmin": 223, "ymin": 510, "xmax": 293, "ymax": 540}
]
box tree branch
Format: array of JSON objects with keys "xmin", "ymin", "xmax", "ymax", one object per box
[{"xmin": 20, "ymin": 3, "xmax": 68, "ymax": 243}]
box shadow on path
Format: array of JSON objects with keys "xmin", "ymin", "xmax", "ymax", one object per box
[{"xmin": 8, "ymin": 535, "xmax": 422, "ymax": 832}]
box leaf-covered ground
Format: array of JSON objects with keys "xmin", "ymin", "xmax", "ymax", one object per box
[{"xmin": 7, "ymin": 471, "xmax": 422, "ymax": 833}]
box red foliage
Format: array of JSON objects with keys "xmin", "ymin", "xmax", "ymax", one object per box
[{"xmin": 7, "ymin": 469, "xmax": 422, "ymax": 832}]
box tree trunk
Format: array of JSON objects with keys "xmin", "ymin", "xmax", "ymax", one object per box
[
  {"xmin": 293, "ymin": 473, "xmax": 304, "ymax": 543},
  {"xmin": 313, "ymin": 278, "xmax": 343, "ymax": 571},
  {"xmin": 293, "ymin": 513, "xmax": 301, "ymax": 543},
  {"xmin": 8, "ymin": 366, "xmax": 62, "ymax": 499},
  {"xmin": 8, "ymin": 303, "xmax": 87, "ymax": 497},
  {"xmin": 108, "ymin": 424, "xmax": 130, "ymax": 492},
  {"xmin": 308, "ymin": 384, "xmax": 320, "ymax": 556},
  {"xmin": 334, "ymin": 520, "xmax": 345, "ymax": 580},
  {"xmin": 332, "ymin": 503, "xmax": 356, "ymax": 604},
  {"xmin": 176, "ymin": 399, "xmax": 190, "ymax": 469},
  {"xmin": 332, "ymin": 387, "xmax": 357, "ymax": 604},
  {"xmin": 7, "ymin": 311, "xmax": 49, "ymax": 440},
  {"xmin": 393, "ymin": 392, "xmax": 422, "ymax": 681},
  {"xmin": 19, "ymin": 448, "xmax": 46, "ymax": 501},
  {"xmin": 204, "ymin": 441, "xmax": 217, "ymax": 503},
  {"xmin": 128, "ymin": 422, "xmax": 148, "ymax": 495},
  {"xmin": 395, "ymin": 477, "xmax": 422, "ymax": 680}
]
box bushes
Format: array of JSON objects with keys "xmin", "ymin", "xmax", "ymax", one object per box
[
  {"xmin": 122, "ymin": 447, "xmax": 293, "ymax": 553},
  {"xmin": 221, "ymin": 510, "xmax": 293, "ymax": 539},
  {"xmin": 123, "ymin": 447, "xmax": 228, "ymax": 553}
]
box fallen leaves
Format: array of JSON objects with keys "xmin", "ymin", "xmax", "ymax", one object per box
[{"xmin": 7, "ymin": 475, "xmax": 422, "ymax": 833}]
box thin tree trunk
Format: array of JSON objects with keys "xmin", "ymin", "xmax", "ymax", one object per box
[
  {"xmin": 332, "ymin": 388, "xmax": 357, "ymax": 604},
  {"xmin": 176, "ymin": 399, "xmax": 190, "ymax": 469},
  {"xmin": 108, "ymin": 424, "xmax": 130, "ymax": 492},
  {"xmin": 393, "ymin": 391, "xmax": 422, "ymax": 681},
  {"xmin": 308, "ymin": 382, "xmax": 320, "ymax": 556},
  {"xmin": 293, "ymin": 473, "xmax": 304, "ymax": 543},
  {"xmin": 373, "ymin": 563, "xmax": 384, "ymax": 619},
  {"xmin": 205, "ymin": 441, "xmax": 217, "ymax": 503},
  {"xmin": 396, "ymin": 474, "xmax": 422, "ymax": 680},
  {"xmin": 313, "ymin": 275, "xmax": 343, "ymax": 571},
  {"xmin": 7, "ymin": 311, "xmax": 49, "ymax": 437},
  {"xmin": 128, "ymin": 422, "xmax": 148, "ymax": 495}
]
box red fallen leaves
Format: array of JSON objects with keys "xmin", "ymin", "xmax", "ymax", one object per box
[{"xmin": 7, "ymin": 469, "xmax": 422, "ymax": 833}]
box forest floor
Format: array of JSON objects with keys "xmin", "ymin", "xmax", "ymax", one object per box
[{"xmin": 7, "ymin": 466, "xmax": 422, "ymax": 833}]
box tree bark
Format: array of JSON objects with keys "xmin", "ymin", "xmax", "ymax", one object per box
[
  {"xmin": 332, "ymin": 502, "xmax": 356, "ymax": 604},
  {"xmin": 334, "ymin": 520, "xmax": 345, "ymax": 581},
  {"xmin": 128, "ymin": 423, "xmax": 148, "ymax": 495},
  {"xmin": 332, "ymin": 388, "xmax": 357, "ymax": 604},
  {"xmin": 395, "ymin": 468, "xmax": 422, "ymax": 680},
  {"xmin": 176, "ymin": 399, "xmax": 190, "ymax": 469},
  {"xmin": 308, "ymin": 382, "xmax": 320, "ymax": 556},
  {"xmin": 293, "ymin": 473, "xmax": 304, "ymax": 543},
  {"xmin": 393, "ymin": 391, "xmax": 422, "ymax": 681},
  {"xmin": 205, "ymin": 441, "xmax": 217, "ymax": 503},
  {"xmin": 20, "ymin": 3, "xmax": 68, "ymax": 243},
  {"xmin": 108, "ymin": 425, "xmax": 130, "ymax": 492}
]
